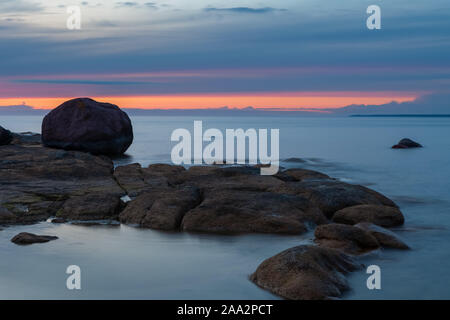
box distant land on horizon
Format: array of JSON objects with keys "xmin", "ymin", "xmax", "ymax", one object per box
[{"xmin": 1, "ymin": 93, "xmax": 449, "ymax": 117}]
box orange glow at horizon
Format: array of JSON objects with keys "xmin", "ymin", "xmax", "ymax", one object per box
[{"xmin": 0, "ymin": 93, "xmax": 417, "ymax": 110}]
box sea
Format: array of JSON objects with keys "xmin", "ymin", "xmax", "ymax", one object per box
[{"xmin": 1, "ymin": 115, "xmax": 449, "ymax": 299}]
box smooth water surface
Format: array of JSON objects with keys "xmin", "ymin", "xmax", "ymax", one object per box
[{"xmin": 1, "ymin": 115, "xmax": 450, "ymax": 299}]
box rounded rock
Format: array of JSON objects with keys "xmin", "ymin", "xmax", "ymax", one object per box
[{"xmin": 42, "ymin": 98, "xmax": 133, "ymax": 155}]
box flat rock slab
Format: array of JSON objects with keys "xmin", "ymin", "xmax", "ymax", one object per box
[
  {"xmin": 0, "ymin": 143, "xmax": 124, "ymax": 224},
  {"xmin": 11, "ymin": 232, "xmax": 58, "ymax": 245},
  {"xmin": 250, "ymin": 245, "xmax": 361, "ymax": 300},
  {"xmin": 181, "ymin": 190, "xmax": 326, "ymax": 234},
  {"xmin": 116, "ymin": 163, "xmax": 401, "ymax": 235}
]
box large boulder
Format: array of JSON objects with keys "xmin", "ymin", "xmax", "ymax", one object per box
[
  {"xmin": 11, "ymin": 232, "xmax": 58, "ymax": 245},
  {"xmin": 314, "ymin": 223, "xmax": 380, "ymax": 254},
  {"xmin": 392, "ymin": 138, "xmax": 422, "ymax": 149},
  {"xmin": 250, "ymin": 245, "xmax": 361, "ymax": 300},
  {"xmin": 0, "ymin": 126, "xmax": 12, "ymax": 145},
  {"xmin": 117, "ymin": 164, "xmax": 328, "ymax": 234},
  {"xmin": 42, "ymin": 98, "xmax": 133, "ymax": 155},
  {"xmin": 332, "ymin": 204, "xmax": 405, "ymax": 227}
]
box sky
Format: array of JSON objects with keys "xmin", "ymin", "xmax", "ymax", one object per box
[{"xmin": 0, "ymin": 0, "xmax": 449, "ymax": 110}]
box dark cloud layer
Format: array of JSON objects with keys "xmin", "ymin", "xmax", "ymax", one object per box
[
  {"xmin": 204, "ymin": 7, "xmax": 286, "ymax": 14},
  {"xmin": 0, "ymin": 0, "xmax": 449, "ymax": 97}
]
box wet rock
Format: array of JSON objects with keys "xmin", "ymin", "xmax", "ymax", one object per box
[
  {"xmin": 392, "ymin": 138, "xmax": 423, "ymax": 149},
  {"xmin": 42, "ymin": 98, "xmax": 133, "ymax": 155},
  {"xmin": 314, "ymin": 223, "xmax": 380, "ymax": 254},
  {"xmin": 11, "ymin": 132, "xmax": 41, "ymax": 145},
  {"xmin": 272, "ymin": 180, "xmax": 397, "ymax": 218},
  {"xmin": 355, "ymin": 222, "xmax": 410, "ymax": 249},
  {"xmin": 0, "ymin": 144, "xmax": 124, "ymax": 224},
  {"xmin": 0, "ymin": 126, "xmax": 13, "ymax": 145},
  {"xmin": 114, "ymin": 163, "xmax": 184, "ymax": 197},
  {"xmin": 11, "ymin": 232, "xmax": 58, "ymax": 245},
  {"xmin": 332, "ymin": 204, "xmax": 405, "ymax": 228},
  {"xmin": 182, "ymin": 190, "xmax": 326, "ymax": 234},
  {"xmin": 120, "ymin": 186, "xmax": 201, "ymax": 230},
  {"xmin": 50, "ymin": 218, "xmax": 66, "ymax": 224},
  {"xmin": 250, "ymin": 245, "xmax": 361, "ymax": 300},
  {"xmin": 56, "ymin": 193, "xmax": 123, "ymax": 220}
]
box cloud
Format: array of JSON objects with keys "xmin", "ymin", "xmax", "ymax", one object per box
[
  {"xmin": 114, "ymin": 1, "xmax": 160, "ymax": 9},
  {"xmin": 91, "ymin": 20, "xmax": 118, "ymax": 28},
  {"xmin": 145, "ymin": 2, "xmax": 158, "ymax": 10},
  {"xmin": 115, "ymin": 1, "xmax": 139, "ymax": 8},
  {"xmin": 0, "ymin": 0, "xmax": 43, "ymax": 13},
  {"xmin": 13, "ymin": 79, "xmax": 159, "ymax": 86},
  {"xmin": 204, "ymin": 7, "xmax": 286, "ymax": 14}
]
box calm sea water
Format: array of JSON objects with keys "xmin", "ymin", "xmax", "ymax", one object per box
[{"xmin": 1, "ymin": 115, "xmax": 450, "ymax": 299}]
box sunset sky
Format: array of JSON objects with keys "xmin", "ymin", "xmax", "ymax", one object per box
[{"xmin": 0, "ymin": 0, "xmax": 449, "ymax": 110}]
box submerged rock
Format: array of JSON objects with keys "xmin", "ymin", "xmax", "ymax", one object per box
[
  {"xmin": 314, "ymin": 223, "xmax": 380, "ymax": 254},
  {"xmin": 42, "ymin": 98, "xmax": 133, "ymax": 155},
  {"xmin": 250, "ymin": 245, "xmax": 361, "ymax": 300},
  {"xmin": 355, "ymin": 222, "xmax": 410, "ymax": 249},
  {"xmin": 11, "ymin": 232, "xmax": 58, "ymax": 245},
  {"xmin": 283, "ymin": 157, "xmax": 307, "ymax": 163},
  {"xmin": 332, "ymin": 204, "xmax": 405, "ymax": 227},
  {"xmin": 0, "ymin": 126, "xmax": 13, "ymax": 146},
  {"xmin": 392, "ymin": 138, "xmax": 423, "ymax": 149}
]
